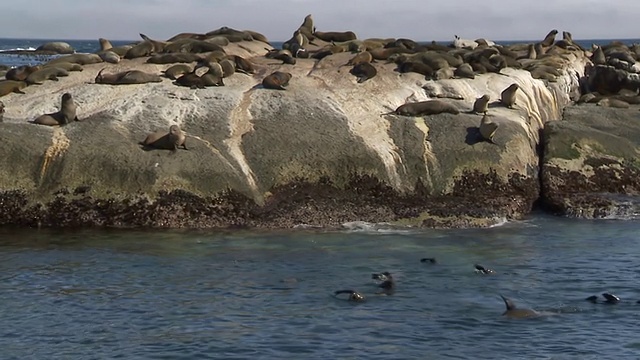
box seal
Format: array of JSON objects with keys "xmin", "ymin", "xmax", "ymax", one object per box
[
  {"xmin": 478, "ymin": 112, "xmax": 499, "ymax": 144},
  {"xmin": 472, "ymin": 94, "xmax": 490, "ymax": 114},
  {"xmin": 500, "ymin": 83, "xmax": 519, "ymax": 109},
  {"xmin": 500, "ymin": 295, "xmax": 539, "ymax": 319},
  {"xmin": 262, "ymin": 71, "xmax": 292, "ymax": 90},
  {"xmin": 98, "ymin": 50, "xmax": 120, "ymax": 64},
  {"xmin": 124, "ymin": 40, "xmax": 154, "ymax": 59},
  {"xmin": 350, "ymin": 62, "xmax": 377, "ymax": 83},
  {"xmin": 454, "ymin": 63, "xmax": 475, "ymax": 79},
  {"xmin": 43, "ymin": 62, "xmax": 83, "ymax": 72},
  {"xmin": 0, "ymin": 80, "xmax": 27, "ymax": 97},
  {"xmin": 313, "ymin": 31, "xmax": 357, "ymax": 43},
  {"xmin": 265, "ymin": 49, "xmax": 297, "ymax": 65},
  {"xmin": 139, "ymin": 33, "xmax": 166, "ymax": 53},
  {"xmin": 243, "ymin": 30, "xmax": 270, "ymax": 44},
  {"xmin": 5, "ymin": 65, "xmax": 42, "ymax": 81},
  {"xmin": 219, "ymin": 58, "xmax": 236, "ymax": 77},
  {"xmin": 539, "ymin": 29, "xmax": 558, "ymax": 47},
  {"xmin": 140, "ymin": 125, "xmax": 188, "ymax": 151},
  {"xmin": 420, "ymin": 257, "xmax": 437, "ymax": 264},
  {"xmin": 586, "ymin": 293, "xmax": 621, "ymax": 304},
  {"xmin": 371, "ymin": 271, "xmax": 395, "ymax": 295},
  {"xmin": 597, "ymin": 98, "xmax": 630, "ymax": 108},
  {"xmin": 47, "ymin": 53, "xmax": 102, "ymax": 65},
  {"xmin": 98, "ymin": 38, "xmax": 113, "ymax": 51},
  {"xmin": 163, "ymin": 64, "xmax": 193, "ymax": 80},
  {"xmin": 95, "ymin": 68, "xmax": 163, "ymax": 85},
  {"xmin": 32, "ymin": 93, "xmax": 78, "ymax": 126},
  {"xmin": 163, "ymin": 39, "xmax": 224, "ymax": 54},
  {"xmin": 398, "ymin": 61, "xmax": 434, "ymax": 78},
  {"xmin": 174, "ymin": 70, "xmax": 206, "ymax": 89},
  {"xmin": 474, "ymin": 264, "xmax": 496, "ymax": 274},
  {"xmin": 0, "ymin": 100, "xmax": 4, "ymax": 122},
  {"xmin": 384, "ymin": 100, "xmax": 460, "ymax": 116},
  {"xmin": 26, "ymin": 67, "xmax": 69, "ymax": 85},
  {"xmin": 146, "ymin": 53, "xmax": 202, "ymax": 64},
  {"xmin": 227, "ymin": 55, "xmax": 255, "ymax": 75},
  {"xmin": 344, "ymin": 51, "xmax": 373, "ymax": 67},
  {"xmin": 334, "ymin": 290, "xmax": 366, "ymax": 302}
]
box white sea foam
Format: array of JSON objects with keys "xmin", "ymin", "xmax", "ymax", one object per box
[{"xmin": 0, "ymin": 47, "xmax": 37, "ymax": 52}]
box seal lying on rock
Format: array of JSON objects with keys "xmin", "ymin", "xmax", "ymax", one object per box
[
  {"xmin": 384, "ymin": 100, "xmax": 460, "ymax": 116},
  {"xmin": 95, "ymin": 68, "xmax": 163, "ymax": 85},
  {"xmin": 5, "ymin": 65, "xmax": 41, "ymax": 81},
  {"xmin": 31, "ymin": 93, "xmax": 78, "ymax": 126},
  {"xmin": 350, "ymin": 62, "xmax": 377, "ymax": 83},
  {"xmin": 0, "ymin": 80, "xmax": 27, "ymax": 97},
  {"xmin": 262, "ymin": 71, "xmax": 292, "ymax": 90},
  {"xmin": 140, "ymin": 125, "xmax": 188, "ymax": 151},
  {"xmin": 0, "ymin": 100, "xmax": 4, "ymax": 122}
]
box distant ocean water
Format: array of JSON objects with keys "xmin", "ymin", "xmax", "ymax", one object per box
[{"xmin": 0, "ymin": 37, "xmax": 638, "ymax": 68}]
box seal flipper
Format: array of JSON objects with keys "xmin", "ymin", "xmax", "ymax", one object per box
[{"xmin": 500, "ymin": 294, "xmax": 516, "ymax": 311}]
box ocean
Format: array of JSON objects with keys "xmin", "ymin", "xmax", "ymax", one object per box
[
  {"xmin": 1, "ymin": 215, "xmax": 640, "ymax": 359},
  {"xmin": 2, "ymin": 36, "xmax": 640, "ymax": 359}
]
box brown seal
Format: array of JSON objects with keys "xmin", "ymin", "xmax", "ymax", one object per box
[
  {"xmin": 227, "ymin": 55, "xmax": 255, "ymax": 74},
  {"xmin": 454, "ymin": 63, "xmax": 475, "ymax": 79},
  {"xmin": 48, "ymin": 53, "xmax": 102, "ymax": 65},
  {"xmin": 472, "ymin": 94, "xmax": 490, "ymax": 114},
  {"xmin": 478, "ymin": 112, "xmax": 498, "ymax": 144},
  {"xmin": 398, "ymin": 61, "xmax": 434, "ymax": 78},
  {"xmin": 243, "ymin": 30, "xmax": 270, "ymax": 44},
  {"xmin": 313, "ymin": 31, "xmax": 357, "ymax": 42},
  {"xmin": 344, "ymin": 51, "xmax": 373, "ymax": 66},
  {"xmin": 146, "ymin": 53, "xmax": 202, "ymax": 64},
  {"xmin": 597, "ymin": 98, "xmax": 630, "ymax": 108},
  {"xmin": 591, "ymin": 45, "xmax": 606, "ymax": 65},
  {"xmin": 163, "ymin": 64, "xmax": 193, "ymax": 80},
  {"xmin": 95, "ymin": 68, "xmax": 163, "ymax": 85},
  {"xmin": 175, "ymin": 70, "xmax": 206, "ymax": 89},
  {"xmin": 26, "ymin": 67, "xmax": 69, "ymax": 85},
  {"xmin": 140, "ymin": 125, "xmax": 188, "ymax": 151},
  {"xmin": 124, "ymin": 40, "xmax": 154, "ymax": 59},
  {"xmin": 265, "ymin": 49, "xmax": 296, "ymax": 65},
  {"xmin": 32, "ymin": 93, "xmax": 78, "ymax": 126},
  {"xmin": 163, "ymin": 39, "xmax": 224, "ymax": 53},
  {"xmin": 540, "ymin": 29, "xmax": 558, "ymax": 47},
  {"xmin": 0, "ymin": 80, "xmax": 27, "ymax": 97},
  {"xmin": 98, "ymin": 50, "xmax": 120, "ymax": 64},
  {"xmin": 262, "ymin": 71, "xmax": 292, "ymax": 90},
  {"xmin": 219, "ymin": 58, "xmax": 236, "ymax": 77},
  {"xmin": 99, "ymin": 38, "xmax": 113, "ymax": 51},
  {"xmin": 0, "ymin": 100, "xmax": 4, "ymax": 122},
  {"xmin": 350, "ymin": 62, "xmax": 377, "ymax": 83},
  {"xmin": 500, "ymin": 84, "xmax": 519, "ymax": 108},
  {"xmin": 384, "ymin": 100, "xmax": 460, "ymax": 116},
  {"xmin": 5, "ymin": 65, "xmax": 42, "ymax": 81},
  {"xmin": 43, "ymin": 62, "xmax": 84, "ymax": 72}
]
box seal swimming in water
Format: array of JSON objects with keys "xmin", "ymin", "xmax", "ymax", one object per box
[
  {"xmin": 585, "ymin": 293, "xmax": 621, "ymax": 304},
  {"xmin": 420, "ymin": 257, "xmax": 437, "ymax": 264},
  {"xmin": 383, "ymin": 100, "xmax": 460, "ymax": 117},
  {"xmin": 371, "ymin": 271, "xmax": 395, "ymax": 295},
  {"xmin": 500, "ymin": 295, "xmax": 540, "ymax": 319},
  {"xmin": 140, "ymin": 125, "xmax": 188, "ymax": 151},
  {"xmin": 262, "ymin": 71, "xmax": 292, "ymax": 90},
  {"xmin": 500, "ymin": 83, "xmax": 519, "ymax": 109},
  {"xmin": 474, "ymin": 264, "xmax": 496, "ymax": 274},
  {"xmin": 31, "ymin": 93, "xmax": 78, "ymax": 126},
  {"xmin": 334, "ymin": 290, "xmax": 366, "ymax": 302}
]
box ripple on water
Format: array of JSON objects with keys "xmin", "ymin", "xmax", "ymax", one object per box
[{"xmin": 1, "ymin": 217, "xmax": 640, "ymax": 358}]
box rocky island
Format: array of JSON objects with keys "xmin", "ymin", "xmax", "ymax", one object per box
[{"xmin": 0, "ymin": 15, "xmax": 639, "ymax": 229}]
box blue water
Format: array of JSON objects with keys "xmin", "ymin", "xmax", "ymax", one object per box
[
  {"xmin": 1, "ymin": 215, "xmax": 640, "ymax": 359},
  {"xmin": 1, "ymin": 37, "xmax": 638, "ymax": 68}
]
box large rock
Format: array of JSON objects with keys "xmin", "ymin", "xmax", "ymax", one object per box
[
  {"xmin": 35, "ymin": 42, "xmax": 75, "ymax": 55},
  {"xmin": 0, "ymin": 40, "xmax": 589, "ymax": 228},
  {"xmin": 541, "ymin": 104, "xmax": 640, "ymax": 218}
]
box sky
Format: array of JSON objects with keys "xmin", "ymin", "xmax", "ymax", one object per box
[{"xmin": 3, "ymin": 0, "xmax": 639, "ymax": 42}]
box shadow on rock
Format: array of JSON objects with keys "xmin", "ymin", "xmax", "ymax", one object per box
[{"xmin": 465, "ymin": 127, "xmax": 482, "ymax": 145}]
